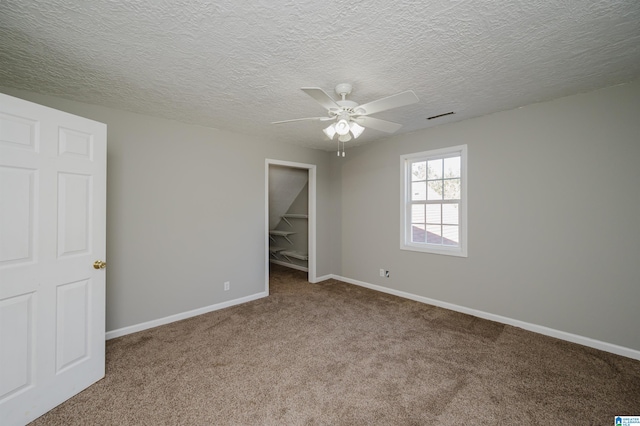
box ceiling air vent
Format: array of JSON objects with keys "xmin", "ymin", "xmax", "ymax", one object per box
[{"xmin": 427, "ymin": 112, "xmax": 455, "ymax": 120}]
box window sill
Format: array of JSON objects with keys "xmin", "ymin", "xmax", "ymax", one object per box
[{"xmin": 400, "ymin": 243, "xmax": 467, "ymax": 257}]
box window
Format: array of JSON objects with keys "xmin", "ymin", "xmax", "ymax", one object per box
[{"xmin": 400, "ymin": 145, "xmax": 467, "ymax": 257}]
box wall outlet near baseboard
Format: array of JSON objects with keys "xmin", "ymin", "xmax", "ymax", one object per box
[
  {"xmin": 379, "ymin": 269, "xmax": 385, "ymax": 277},
  {"xmin": 224, "ymin": 281, "xmax": 230, "ymax": 291}
]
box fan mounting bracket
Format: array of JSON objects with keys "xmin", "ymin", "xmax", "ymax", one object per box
[{"xmin": 335, "ymin": 83, "xmax": 353, "ymax": 98}]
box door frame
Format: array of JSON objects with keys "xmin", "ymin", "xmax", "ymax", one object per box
[{"xmin": 265, "ymin": 159, "xmax": 317, "ymax": 291}]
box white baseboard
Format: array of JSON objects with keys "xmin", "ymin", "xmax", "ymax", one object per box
[
  {"xmin": 333, "ymin": 274, "xmax": 640, "ymax": 361},
  {"xmin": 312, "ymin": 274, "xmax": 334, "ymax": 283},
  {"xmin": 105, "ymin": 274, "xmax": 640, "ymax": 361},
  {"xmin": 105, "ymin": 291, "xmax": 268, "ymax": 340}
]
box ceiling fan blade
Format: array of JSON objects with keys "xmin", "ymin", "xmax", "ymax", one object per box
[
  {"xmin": 355, "ymin": 90, "xmax": 419, "ymax": 115},
  {"xmin": 272, "ymin": 117, "xmax": 333, "ymax": 124},
  {"xmin": 301, "ymin": 87, "xmax": 340, "ymax": 111},
  {"xmin": 354, "ymin": 116, "xmax": 403, "ymax": 133}
]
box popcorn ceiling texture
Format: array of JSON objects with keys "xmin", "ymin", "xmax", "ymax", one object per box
[{"xmin": 1, "ymin": 0, "xmax": 639, "ymax": 150}]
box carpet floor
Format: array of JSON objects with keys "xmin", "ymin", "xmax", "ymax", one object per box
[{"xmin": 32, "ymin": 264, "xmax": 640, "ymax": 425}]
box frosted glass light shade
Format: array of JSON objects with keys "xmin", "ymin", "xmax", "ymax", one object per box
[
  {"xmin": 335, "ymin": 119, "xmax": 350, "ymax": 136},
  {"xmin": 323, "ymin": 124, "xmax": 336, "ymax": 139},
  {"xmin": 338, "ymin": 133, "xmax": 352, "ymax": 142},
  {"xmin": 350, "ymin": 122, "xmax": 365, "ymax": 138}
]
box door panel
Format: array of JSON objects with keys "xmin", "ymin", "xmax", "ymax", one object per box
[
  {"xmin": 58, "ymin": 127, "xmax": 93, "ymax": 159},
  {"xmin": 0, "ymin": 93, "xmax": 106, "ymax": 426},
  {"xmin": 56, "ymin": 279, "xmax": 90, "ymax": 373},
  {"xmin": 57, "ymin": 173, "xmax": 92, "ymax": 257},
  {"xmin": 0, "ymin": 111, "xmax": 39, "ymax": 151},
  {"xmin": 0, "ymin": 292, "xmax": 35, "ymax": 400},
  {"xmin": 0, "ymin": 166, "xmax": 36, "ymax": 265}
]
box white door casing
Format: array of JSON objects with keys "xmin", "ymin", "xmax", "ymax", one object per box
[
  {"xmin": 264, "ymin": 159, "xmax": 316, "ymax": 289},
  {"xmin": 0, "ymin": 93, "xmax": 107, "ymax": 425}
]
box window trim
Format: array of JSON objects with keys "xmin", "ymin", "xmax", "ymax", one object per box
[{"xmin": 400, "ymin": 144, "xmax": 468, "ymax": 257}]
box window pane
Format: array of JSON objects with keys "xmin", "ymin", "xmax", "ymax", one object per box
[
  {"xmin": 426, "ymin": 225, "xmax": 442, "ymax": 244},
  {"xmin": 427, "ymin": 181, "xmax": 443, "ymax": 200},
  {"xmin": 426, "ymin": 204, "xmax": 441, "ymax": 224},
  {"xmin": 427, "ymin": 159, "xmax": 442, "ymax": 179},
  {"xmin": 411, "ymin": 181, "xmax": 426, "ymax": 201},
  {"xmin": 411, "ymin": 204, "xmax": 425, "ymax": 223},
  {"xmin": 412, "ymin": 224, "xmax": 426, "ymax": 243},
  {"xmin": 444, "ymin": 178, "xmax": 460, "ymax": 200},
  {"xmin": 443, "ymin": 225, "xmax": 459, "ymax": 245},
  {"xmin": 444, "ymin": 156, "xmax": 461, "ymax": 178},
  {"xmin": 411, "ymin": 161, "xmax": 426, "ymax": 181},
  {"xmin": 442, "ymin": 203, "xmax": 459, "ymax": 225}
]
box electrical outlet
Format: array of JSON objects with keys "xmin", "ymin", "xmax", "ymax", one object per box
[
  {"xmin": 224, "ymin": 281, "xmax": 230, "ymax": 291},
  {"xmin": 385, "ymin": 270, "xmax": 390, "ymax": 278},
  {"xmin": 379, "ymin": 269, "xmax": 385, "ymax": 277}
]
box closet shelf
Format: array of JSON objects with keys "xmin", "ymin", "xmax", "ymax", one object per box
[
  {"xmin": 269, "ymin": 246, "xmax": 287, "ymax": 257},
  {"xmin": 269, "ymin": 230, "xmax": 296, "ymax": 244},
  {"xmin": 280, "ymin": 250, "xmax": 309, "ymax": 262},
  {"xmin": 281, "ymin": 213, "xmax": 308, "ymax": 227}
]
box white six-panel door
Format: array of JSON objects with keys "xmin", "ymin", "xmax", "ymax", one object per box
[{"xmin": 0, "ymin": 93, "xmax": 106, "ymax": 425}]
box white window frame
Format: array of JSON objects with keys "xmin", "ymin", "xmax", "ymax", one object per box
[{"xmin": 400, "ymin": 144, "xmax": 468, "ymax": 257}]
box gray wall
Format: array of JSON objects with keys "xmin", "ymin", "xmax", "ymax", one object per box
[
  {"xmin": 337, "ymin": 80, "xmax": 640, "ymax": 351},
  {"xmin": 0, "ymin": 87, "xmax": 334, "ymax": 332},
  {"xmin": 3, "ymin": 80, "xmax": 639, "ymax": 352}
]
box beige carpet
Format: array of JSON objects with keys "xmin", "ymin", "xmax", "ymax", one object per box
[{"xmin": 32, "ymin": 264, "xmax": 640, "ymax": 425}]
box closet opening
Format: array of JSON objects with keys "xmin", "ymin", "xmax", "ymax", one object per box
[{"xmin": 264, "ymin": 159, "xmax": 317, "ymax": 293}]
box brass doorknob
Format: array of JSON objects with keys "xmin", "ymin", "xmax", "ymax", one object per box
[{"xmin": 93, "ymin": 260, "xmax": 107, "ymax": 270}]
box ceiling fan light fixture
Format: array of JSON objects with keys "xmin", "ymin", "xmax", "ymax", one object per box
[
  {"xmin": 335, "ymin": 118, "xmax": 350, "ymax": 136},
  {"xmin": 323, "ymin": 123, "xmax": 336, "ymax": 139},
  {"xmin": 274, "ymin": 84, "xmax": 419, "ymax": 148},
  {"xmin": 349, "ymin": 122, "xmax": 365, "ymax": 139}
]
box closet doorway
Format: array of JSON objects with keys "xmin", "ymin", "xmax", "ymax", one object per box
[{"xmin": 265, "ymin": 159, "xmax": 316, "ymax": 293}]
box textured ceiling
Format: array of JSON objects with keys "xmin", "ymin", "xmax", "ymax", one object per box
[{"xmin": 1, "ymin": 1, "xmax": 639, "ymax": 150}]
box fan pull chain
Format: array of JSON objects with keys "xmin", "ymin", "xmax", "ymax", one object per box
[{"xmin": 336, "ymin": 138, "xmax": 347, "ymax": 157}]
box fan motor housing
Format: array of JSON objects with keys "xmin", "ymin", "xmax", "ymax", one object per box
[{"xmin": 336, "ymin": 100, "xmax": 358, "ymax": 109}]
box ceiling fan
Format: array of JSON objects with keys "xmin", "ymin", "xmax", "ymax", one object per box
[{"xmin": 272, "ymin": 83, "xmax": 419, "ymax": 153}]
